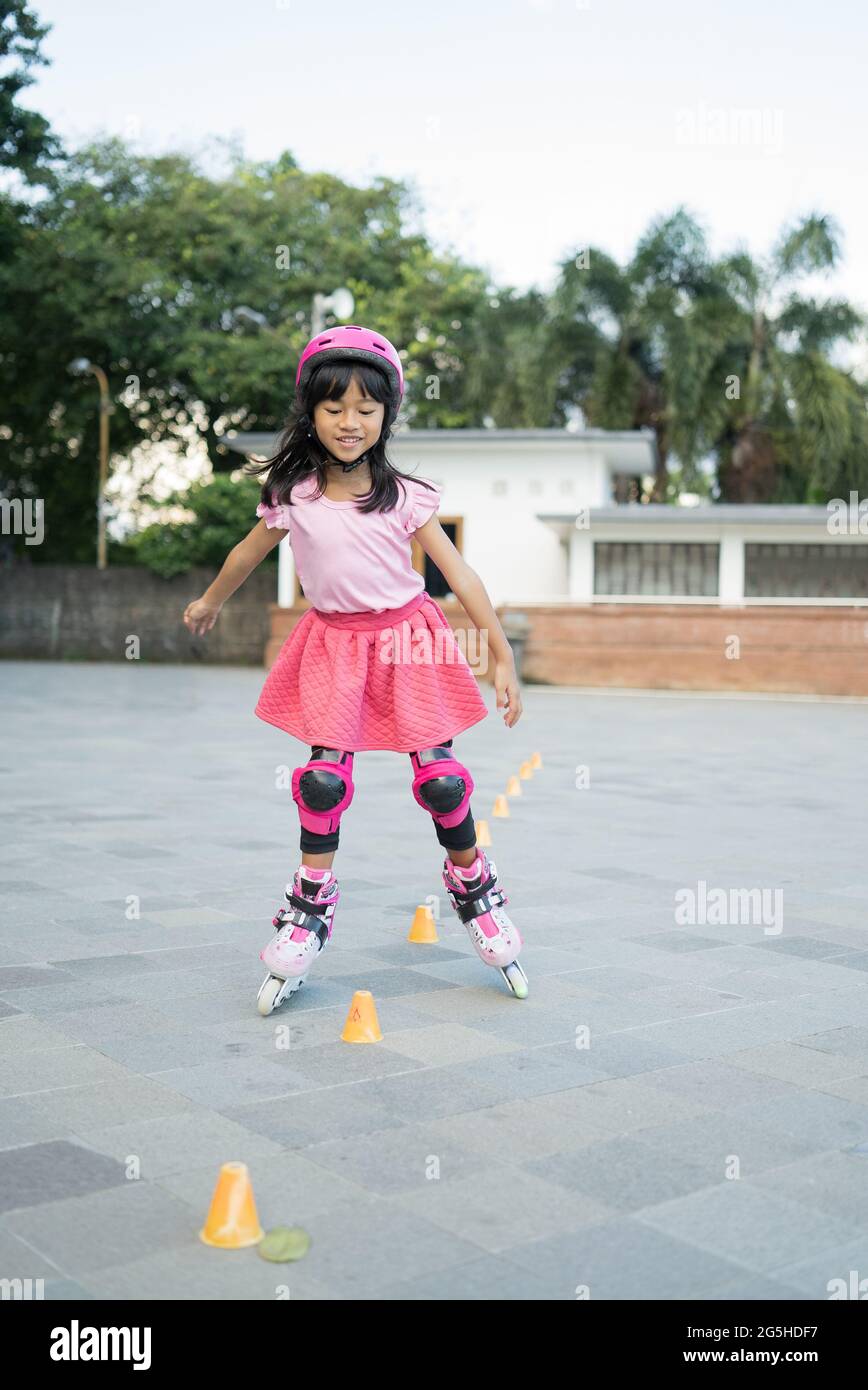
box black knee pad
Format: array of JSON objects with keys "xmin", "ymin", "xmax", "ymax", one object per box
[
  {"xmin": 409, "ymin": 741, "xmax": 474, "ymax": 831},
  {"xmin": 292, "ymin": 747, "xmax": 355, "ymax": 839}
]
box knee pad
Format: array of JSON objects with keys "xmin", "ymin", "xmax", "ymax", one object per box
[
  {"xmin": 409, "ymin": 744, "xmax": 474, "ymax": 831},
  {"xmin": 291, "ymin": 747, "xmax": 355, "ymax": 838}
]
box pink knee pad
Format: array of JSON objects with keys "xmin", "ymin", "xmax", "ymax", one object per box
[
  {"xmin": 291, "ymin": 748, "xmax": 355, "ymax": 837},
  {"xmin": 409, "ymin": 745, "xmax": 474, "ymax": 830}
]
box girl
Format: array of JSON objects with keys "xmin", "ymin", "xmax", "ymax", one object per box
[{"xmin": 183, "ymin": 324, "xmax": 528, "ymax": 1012}]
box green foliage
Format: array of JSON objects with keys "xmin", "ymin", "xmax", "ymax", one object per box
[
  {"xmin": 0, "ymin": 1, "xmax": 62, "ymax": 185},
  {"xmin": 116, "ymin": 474, "xmax": 273, "ymax": 579}
]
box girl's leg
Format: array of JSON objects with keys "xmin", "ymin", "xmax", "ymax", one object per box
[
  {"xmin": 410, "ymin": 738, "xmax": 478, "ymax": 864},
  {"xmin": 302, "ymin": 848, "xmax": 336, "ymax": 871},
  {"xmin": 444, "ymin": 843, "xmax": 478, "ymax": 868},
  {"xmin": 295, "ymin": 744, "xmax": 352, "ymax": 874}
]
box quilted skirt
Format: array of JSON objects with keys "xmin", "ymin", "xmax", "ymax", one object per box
[{"xmin": 254, "ymin": 589, "xmax": 489, "ymax": 752}]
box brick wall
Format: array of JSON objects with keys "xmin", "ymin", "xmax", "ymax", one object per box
[
  {"xmin": 515, "ymin": 604, "xmax": 868, "ymax": 696},
  {"xmin": 0, "ymin": 564, "xmax": 274, "ymax": 664}
]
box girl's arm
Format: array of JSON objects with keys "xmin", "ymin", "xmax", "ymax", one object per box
[
  {"xmin": 183, "ymin": 519, "xmax": 287, "ymax": 635},
  {"xmin": 412, "ymin": 516, "xmax": 524, "ymax": 729}
]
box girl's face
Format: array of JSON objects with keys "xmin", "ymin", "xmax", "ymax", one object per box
[{"xmin": 313, "ymin": 375, "xmax": 385, "ymax": 463}]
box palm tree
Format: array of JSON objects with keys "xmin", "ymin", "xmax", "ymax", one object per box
[
  {"xmin": 549, "ymin": 208, "xmax": 868, "ymax": 504},
  {"xmin": 550, "ymin": 208, "xmax": 720, "ymax": 501},
  {"xmin": 693, "ymin": 213, "xmax": 868, "ymax": 502}
]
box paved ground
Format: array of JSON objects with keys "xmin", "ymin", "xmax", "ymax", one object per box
[{"xmin": 2, "ymin": 660, "xmax": 868, "ymax": 1301}]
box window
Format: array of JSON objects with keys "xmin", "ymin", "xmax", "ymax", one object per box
[
  {"xmin": 745, "ymin": 543, "xmax": 868, "ymax": 598},
  {"xmin": 594, "ymin": 541, "xmax": 719, "ymax": 596}
]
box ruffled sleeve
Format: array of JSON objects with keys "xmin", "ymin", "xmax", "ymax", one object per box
[
  {"xmin": 256, "ymin": 493, "xmax": 289, "ymax": 531},
  {"xmin": 401, "ymin": 479, "xmax": 441, "ymax": 536}
]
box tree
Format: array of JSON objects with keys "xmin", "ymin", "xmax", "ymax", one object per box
[
  {"xmin": 0, "ymin": 139, "xmax": 500, "ymax": 561},
  {"xmin": 549, "ymin": 208, "xmax": 868, "ymax": 503},
  {"xmin": 548, "ymin": 208, "xmax": 724, "ymax": 500},
  {"xmin": 116, "ymin": 473, "xmax": 272, "ymax": 578},
  {"xmin": 697, "ymin": 214, "xmax": 868, "ymax": 502},
  {"xmin": 0, "ymin": 0, "xmax": 62, "ymax": 186}
]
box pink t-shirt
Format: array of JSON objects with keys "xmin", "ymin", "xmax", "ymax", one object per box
[{"xmin": 256, "ymin": 474, "xmax": 442, "ymax": 613}]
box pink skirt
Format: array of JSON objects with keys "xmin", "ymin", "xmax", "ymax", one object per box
[{"xmin": 254, "ymin": 590, "xmax": 489, "ymax": 752}]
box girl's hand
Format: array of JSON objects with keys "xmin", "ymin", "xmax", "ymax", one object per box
[
  {"xmin": 184, "ymin": 597, "xmax": 222, "ymax": 636},
  {"xmin": 494, "ymin": 658, "xmax": 523, "ymax": 728}
]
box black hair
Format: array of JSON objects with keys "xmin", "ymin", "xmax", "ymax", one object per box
[{"xmin": 244, "ymin": 359, "xmax": 438, "ymax": 515}]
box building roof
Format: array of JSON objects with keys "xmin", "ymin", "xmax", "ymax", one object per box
[{"xmin": 543, "ymin": 505, "xmax": 837, "ymax": 524}]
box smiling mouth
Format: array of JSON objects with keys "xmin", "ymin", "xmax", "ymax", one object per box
[{"xmin": 336, "ymin": 438, "xmax": 362, "ymax": 445}]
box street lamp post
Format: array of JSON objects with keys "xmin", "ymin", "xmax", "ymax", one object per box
[{"xmin": 69, "ymin": 358, "xmax": 112, "ymax": 570}]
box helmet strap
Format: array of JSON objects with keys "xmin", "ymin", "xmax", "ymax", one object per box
[{"xmin": 309, "ymin": 427, "xmax": 369, "ymax": 472}]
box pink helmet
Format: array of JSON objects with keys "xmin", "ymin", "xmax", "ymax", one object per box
[{"xmin": 295, "ymin": 325, "xmax": 404, "ymax": 422}]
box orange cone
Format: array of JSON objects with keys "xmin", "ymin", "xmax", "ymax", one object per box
[
  {"xmin": 531, "ymin": 751, "xmax": 542, "ymax": 769},
  {"xmin": 408, "ymin": 905, "xmax": 438, "ymax": 943},
  {"xmin": 519, "ymin": 761, "xmax": 533, "ymax": 780},
  {"xmin": 476, "ymin": 819, "xmax": 492, "ymax": 846},
  {"xmin": 341, "ymin": 989, "xmax": 383, "ymax": 1043},
  {"xmin": 506, "ymin": 775, "xmax": 522, "ymax": 796},
  {"xmin": 200, "ymin": 1162, "xmax": 264, "ymax": 1249},
  {"xmin": 493, "ymin": 794, "xmax": 510, "ymax": 818}
]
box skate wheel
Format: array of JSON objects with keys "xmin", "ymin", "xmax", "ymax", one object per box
[
  {"xmin": 501, "ymin": 961, "xmax": 529, "ymax": 999},
  {"xmin": 257, "ymin": 975, "xmax": 285, "ymax": 1017}
]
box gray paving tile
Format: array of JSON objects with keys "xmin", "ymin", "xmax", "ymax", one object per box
[
  {"xmin": 525, "ymin": 1136, "xmax": 718, "ymax": 1213},
  {"xmin": 2, "ymin": 1182, "xmax": 199, "ymax": 1277},
  {"xmin": 727, "ymin": 1040, "xmax": 868, "ymax": 1087},
  {"xmin": 22, "ymin": 1076, "xmax": 197, "ymax": 1130},
  {"xmin": 629, "ymin": 1110, "xmax": 821, "ymax": 1177},
  {"xmin": 766, "ymin": 1230, "xmax": 868, "ymax": 1298},
  {"xmin": 0, "ymin": 1226, "xmax": 64, "ymax": 1280},
  {"xmin": 503, "ymin": 1216, "xmax": 752, "ymax": 1299},
  {"xmin": 220, "ymin": 1088, "xmax": 405, "ymax": 1148},
  {"xmin": 638, "ymin": 1059, "xmax": 803, "ymax": 1109},
  {"xmin": 747, "ymin": 1151, "xmax": 868, "ymax": 1226},
  {"xmin": 394, "ymin": 1166, "xmax": 614, "ymax": 1253},
  {"xmin": 0, "ymin": 1140, "xmax": 128, "ymax": 1214},
  {"xmin": 375, "ymin": 1254, "xmax": 569, "ymax": 1299},
  {"xmin": 147, "ymin": 1058, "xmax": 322, "ymax": 1107},
  {"xmin": 82, "ymin": 1245, "xmax": 337, "ymax": 1300},
  {"xmin": 76, "ymin": 1111, "xmax": 286, "ymax": 1178},
  {"xmin": 0, "ymin": 1046, "xmax": 139, "ymax": 1098},
  {"xmin": 636, "ymin": 1183, "xmax": 858, "ymax": 1272},
  {"xmin": 422, "ymin": 1097, "xmax": 618, "ymax": 1162},
  {"xmin": 0, "ymin": 1096, "xmax": 81, "ymax": 1150},
  {"xmin": 733, "ymin": 1092, "xmax": 868, "ymax": 1151}
]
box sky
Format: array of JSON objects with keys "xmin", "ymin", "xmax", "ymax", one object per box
[{"xmin": 24, "ymin": 0, "xmax": 868, "ymax": 325}]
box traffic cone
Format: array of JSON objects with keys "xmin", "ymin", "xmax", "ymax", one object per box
[
  {"xmin": 506, "ymin": 775, "xmax": 522, "ymax": 796},
  {"xmin": 200, "ymin": 1162, "xmax": 264, "ymax": 1249},
  {"xmin": 519, "ymin": 761, "xmax": 533, "ymax": 780},
  {"xmin": 408, "ymin": 905, "xmax": 438, "ymax": 943},
  {"xmin": 341, "ymin": 989, "xmax": 383, "ymax": 1043},
  {"xmin": 476, "ymin": 819, "xmax": 492, "ymax": 846},
  {"xmin": 531, "ymin": 751, "xmax": 542, "ymax": 769},
  {"xmin": 493, "ymin": 794, "xmax": 510, "ymax": 818}
]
